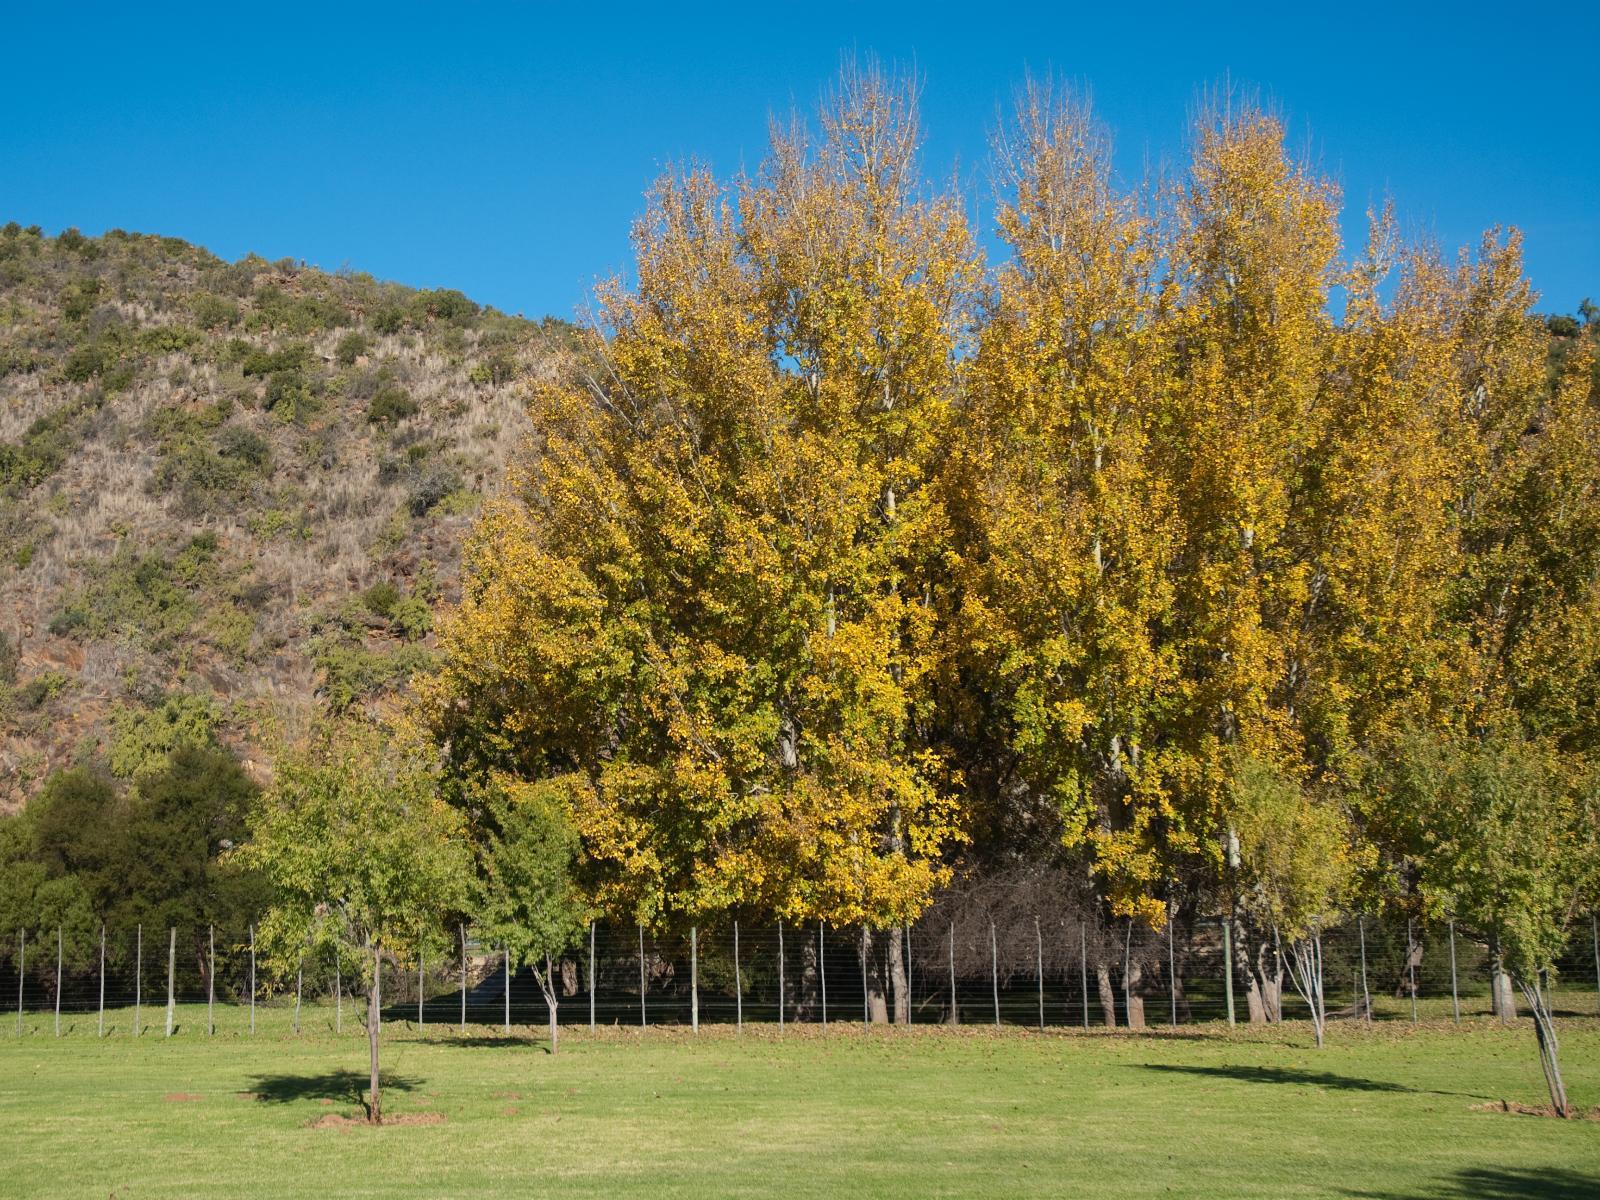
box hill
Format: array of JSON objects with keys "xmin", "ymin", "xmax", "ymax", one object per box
[{"xmin": 0, "ymin": 223, "xmax": 579, "ymax": 807}]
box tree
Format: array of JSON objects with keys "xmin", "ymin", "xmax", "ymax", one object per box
[
  {"xmin": 1231, "ymin": 759, "xmax": 1356, "ymax": 1046},
  {"xmin": 1388, "ymin": 728, "xmax": 1598, "ymax": 1115},
  {"xmin": 421, "ymin": 61, "xmax": 973, "ymax": 1023},
  {"xmin": 242, "ymin": 723, "xmax": 470, "ymax": 1123},
  {"xmin": 473, "ymin": 779, "xmax": 591, "ymax": 1053}
]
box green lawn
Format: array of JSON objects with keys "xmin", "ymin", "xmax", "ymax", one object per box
[{"xmin": 1, "ymin": 1007, "xmax": 1597, "ymax": 1198}]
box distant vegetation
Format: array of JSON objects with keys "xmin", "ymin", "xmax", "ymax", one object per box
[{"xmin": 0, "ymin": 223, "xmax": 586, "ymax": 806}]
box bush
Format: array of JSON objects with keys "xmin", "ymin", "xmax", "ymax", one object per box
[
  {"xmin": 370, "ymin": 304, "xmax": 406, "ymax": 335},
  {"xmin": 366, "ymin": 385, "xmax": 418, "ymax": 425},
  {"xmin": 362, "ymin": 580, "xmax": 400, "ymax": 619},
  {"xmin": 335, "ymin": 330, "xmax": 369, "ymax": 365},
  {"xmin": 407, "ymin": 464, "xmax": 462, "ymax": 515},
  {"xmin": 190, "ymin": 293, "xmax": 240, "ymax": 329}
]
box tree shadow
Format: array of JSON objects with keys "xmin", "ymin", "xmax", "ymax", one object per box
[
  {"xmin": 1345, "ymin": 1167, "xmax": 1600, "ymax": 1199},
  {"xmin": 423, "ymin": 1035, "xmax": 550, "ymax": 1053},
  {"xmin": 1140, "ymin": 1063, "xmax": 1426, "ymax": 1094},
  {"xmin": 245, "ymin": 1070, "xmax": 423, "ymax": 1106}
]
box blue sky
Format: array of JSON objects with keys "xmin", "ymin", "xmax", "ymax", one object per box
[{"xmin": 3, "ymin": 3, "xmax": 1595, "ymax": 320}]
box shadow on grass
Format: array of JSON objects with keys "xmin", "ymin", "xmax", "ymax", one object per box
[
  {"xmin": 420, "ymin": 1035, "xmax": 550, "ymax": 1053},
  {"xmin": 1140, "ymin": 1063, "xmax": 1423, "ymax": 1094},
  {"xmin": 1346, "ymin": 1167, "xmax": 1600, "ymax": 1199},
  {"xmin": 245, "ymin": 1070, "xmax": 422, "ymax": 1107}
]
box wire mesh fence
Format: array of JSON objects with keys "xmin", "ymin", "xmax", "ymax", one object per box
[{"xmin": 3, "ymin": 912, "xmax": 1598, "ymax": 1036}]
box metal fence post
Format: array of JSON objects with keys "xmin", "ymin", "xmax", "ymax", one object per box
[
  {"xmin": 1592, "ymin": 912, "xmax": 1599, "ymax": 1017},
  {"xmin": 1448, "ymin": 920, "xmax": 1460, "ymax": 1025},
  {"xmin": 249, "ymin": 923, "xmax": 257, "ymax": 1035},
  {"xmin": 948, "ymin": 920, "xmax": 957, "ymax": 1027},
  {"xmin": 295, "ymin": 955, "xmax": 302, "ymax": 1034},
  {"xmin": 459, "ymin": 924, "xmax": 466, "ymax": 1032},
  {"xmin": 588, "ymin": 921, "xmax": 596, "ymax": 1032},
  {"xmin": 1358, "ymin": 915, "xmax": 1371, "ymax": 1023},
  {"xmin": 819, "ymin": 928, "xmax": 832, "ymax": 1030},
  {"xmin": 54, "ymin": 926, "xmax": 62, "ymax": 1038},
  {"xmin": 734, "ymin": 919, "xmax": 743, "ymax": 1032},
  {"xmin": 990, "ymin": 920, "xmax": 1000, "ymax": 1027},
  {"xmin": 1221, "ymin": 919, "xmax": 1236, "ymax": 1028},
  {"xmin": 861, "ymin": 927, "xmax": 870, "ymax": 1027},
  {"xmin": 637, "ymin": 924, "xmax": 646, "ymax": 1028},
  {"xmin": 905, "ymin": 923, "xmax": 914, "ymax": 1026},
  {"xmin": 503, "ymin": 946, "xmax": 511, "ymax": 1034},
  {"xmin": 133, "ymin": 924, "xmax": 141, "ymax": 1038},
  {"xmin": 165, "ymin": 927, "xmax": 175, "ymax": 1038},
  {"xmin": 1035, "ymin": 916, "xmax": 1044, "ymax": 1031},
  {"xmin": 1168, "ymin": 903, "xmax": 1178, "ymax": 1027},
  {"xmin": 207, "ymin": 924, "xmax": 214, "ymax": 1036},
  {"xmin": 691, "ymin": 926, "xmax": 699, "ymax": 1033},
  {"xmin": 335, "ymin": 960, "xmax": 341, "ymax": 1034},
  {"xmin": 1407, "ymin": 918, "xmax": 1418, "ymax": 1024},
  {"xmin": 418, "ymin": 952, "xmax": 425, "ymax": 1029},
  {"xmin": 98, "ymin": 923, "xmax": 106, "ymax": 1038},
  {"xmin": 1079, "ymin": 922, "xmax": 1089, "ymax": 1030}
]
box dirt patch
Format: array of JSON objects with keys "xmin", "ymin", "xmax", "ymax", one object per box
[
  {"xmin": 162, "ymin": 1093, "xmax": 203, "ymax": 1103},
  {"xmin": 1470, "ymin": 1100, "xmax": 1600, "ymax": 1121},
  {"xmin": 491, "ymin": 1091, "xmax": 522, "ymax": 1100},
  {"xmin": 307, "ymin": 1112, "xmax": 447, "ymax": 1130}
]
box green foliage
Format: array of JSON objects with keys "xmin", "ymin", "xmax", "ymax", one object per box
[
  {"xmin": 365, "ymin": 384, "xmax": 417, "ymax": 425},
  {"xmin": 107, "ymin": 692, "xmax": 222, "ymax": 779},
  {"xmin": 190, "ymin": 292, "xmax": 240, "ymax": 329},
  {"xmin": 49, "ymin": 535, "xmax": 223, "ymax": 648},
  {"xmin": 241, "ymin": 722, "xmax": 470, "ymax": 983},
  {"xmin": 335, "ymin": 330, "xmax": 369, "ymax": 365}
]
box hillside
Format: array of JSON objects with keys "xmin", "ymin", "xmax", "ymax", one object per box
[{"xmin": 0, "ymin": 223, "xmax": 579, "ymax": 807}]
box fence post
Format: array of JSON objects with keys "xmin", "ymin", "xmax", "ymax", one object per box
[
  {"xmin": 948, "ymin": 921, "xmax": 957, "ymax": 1026},
  {"xmin": 990, "ymin": 920, "xmax": 1000, "ymax": 1027},
  {"xmin": 503, "ymin": 946, "xmax": 511, "ymax": 1034},
  {"xmin": 818, "ymin": 923, "xmax": 826, "ymax": 1027},
  {"xmin": 905, "ymin": 922, "xmax": 914, "ymax": 1027},
  {"xmin": 295, "ymin": 955, "xmax": 302, "ymax": 1034},
  {"xmin": 861, "ymin": 927, "xmax": 870, "ymax": 1027},
  {"xmin": 207, "ymin": 924, "xmax": 215, "ymax": 1036},
  {"xmin": 15, "ymin": 928, "xmax": 23, "ymax": 1036},
  {"xmin": 335, "ymin": 960, "xmax": 341, "ymax": 1034},
  {"xmin": 165, "ymin": 927, "xmax": 175, "ymax": 1038},
  {"xmin": 249, "ymin": 923, "xmax": 257, "ymax": 1035},
  {"xmin": 134, "ymin": 924, "xmax": 141, "ymax": 1038},
  {"xmin": 1448, "ymin": 920, "xmax": 1460, "ymax": 1025},
  {"xmin": 98, "ymin": 923, "xmax": 106, "ymax": 1038},
  {"xmin": 1357, "ymin": 915, "xmax": 1371, "ymax": 1023},
  {"xmin": 418, "ymin": 952, "xmax": 425, "ymax": 1029},
  {"xmin": 1407, "ymin": 918, "xmax": 1418, "ymax": 1024},
  {"xmin": 588, "ymin": 921, "xmax": 596, "ymax": 1032},
  {"xmin": 776, "ymin": 920, "xmax": 785, "ymax": 1029},
  {"xmin": 54, "ymin": 926, "xmax": 62, "ymax": 1038},
  {"xmin": 459, "ymin": 925, "xmax": 466, "ymax": 1032},
  {"xmin": 691, "ymin": 926, "xmax": 699, "ymax": 1033},
  {"xmin": 1035, "ymin": 916, "xmax": 1044, "ymax": 1031},
  {"xmin": 637, "ymin": 924, "xmax": 646, "ymax": 1028},
  {"xmin": 1221, "ymin": 919, "xmax": 1236, "ymax": 1028},
  {"xmin": 733, "ymin": 919, "xmax": 742, "ymax": 1032},
  {"xmin": 1591, "ymin": 911, "xmax": 1599, "ymax": 1017},
  {"xmin": 1168, "ymin": 904, "xmax": 1178, "ymax": 1027},
  {"xmin": 1122, "ymin": 920, "xmax": 1132, "ymax": 1029},
  {"xmin": 1079, "ymin": 922, "xmax": 1089, "ymax": 1030}
]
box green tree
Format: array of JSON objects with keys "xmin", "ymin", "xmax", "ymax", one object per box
[
  {"xmin": 242, "ymin": 723, "xmax": 470, "ymax": 1123},
  {"xmin": 473, "ymin": 779, "xmax": 591, "ymax": 1053}
]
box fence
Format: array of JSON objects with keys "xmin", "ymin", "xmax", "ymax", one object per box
[{"xmin": 3, "ymin": 913, "xmax": 1598, "ymax": 1036}]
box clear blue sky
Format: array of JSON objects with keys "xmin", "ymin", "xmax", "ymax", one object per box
[{"xmin": 3, "ymin": 2, "xmax": 1595, "ymax": 320}]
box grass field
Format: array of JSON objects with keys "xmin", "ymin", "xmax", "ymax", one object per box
[{"xmin": 2, "ymin": 1006, "xmax": 1597, "ymax": 1199}]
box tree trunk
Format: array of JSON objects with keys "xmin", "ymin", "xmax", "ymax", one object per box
[
  {"xmin": 1490, "ymin": 940, "xmax": 1518, "ymax": 1023},
  {"xmin": 888, "ymin": 926, "xmax": 909, "ymax": 1024},
  {"xmin": 1519, "ymin": 979, "xmax": 1571, "ymax": 1116},
  {"xmin": 798, "ymin": 933, "xmax": 820, "ymax": 1021},
  {"xmin": 862, "ymin": 928, "xmax": 888, "ymax": 1024},
  {"xmin": 1124, "ymin": 959, "xmax": 1146, "ymax": 1030},
  {"xmin": 1095, "ymin": 960, "xmax": 1118, "ymax": 1028},
  {"xmin": 540, "ymin": 955, "xmax": 559, "ymax": 1055},
  {"xmin": 367, "ymin": 942, "xmax": 382, "ymax": 1125}
]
